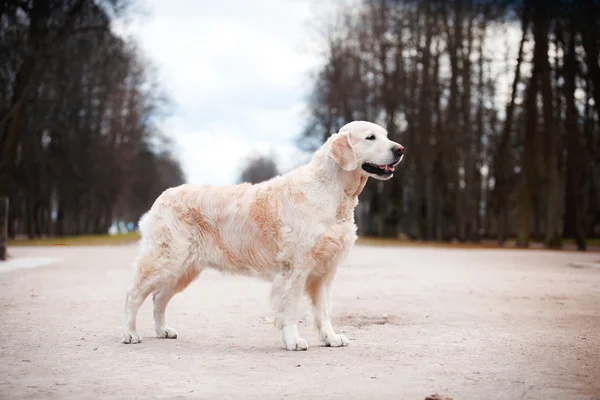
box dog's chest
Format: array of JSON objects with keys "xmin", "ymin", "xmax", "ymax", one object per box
[
  {"xmin": 335, "ymin": 195, "xmax": 358, "ymax": 224},
  {"xmin": 302, "ymin": 194, "xmax": 355, "ymax": 226}
]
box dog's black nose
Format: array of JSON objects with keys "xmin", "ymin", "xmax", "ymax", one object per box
[{"xmin": 392, "ymin": 145, "xmax": 404, "ymax": 156}]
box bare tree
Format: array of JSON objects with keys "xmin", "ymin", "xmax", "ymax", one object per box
[
  {"xmin": 239, "ymin": 155, "xmax": 280, "ymax": 185},
  {"xmin": 302, "ymin": 0, "xmax": 600, "ymax": 250},
  {"xmin": 493, "ymin": 6, "xmax": 529, "ymax": 244},
  {"xmin": 1, "ymin": 1, "xmax": 185, "ymax": 238}
]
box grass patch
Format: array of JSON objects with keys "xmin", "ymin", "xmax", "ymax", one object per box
[
  {"xmin": 355, "ymin": 236, "xmax": 600, "ymax": 251},
  {"xmin": 8, "ymin": 232, "xmax": 140, "ymax": 247},
  {"xmin": 8, "ymin": 232, "xmax": 599, "ymax": 251},
  {"xmin": 563, "ymin": 238, "xmax": 600, "ymax": 246},
  {"xmin": 355, "ymin": 237, "xmax": 503, "ymax": 250}
]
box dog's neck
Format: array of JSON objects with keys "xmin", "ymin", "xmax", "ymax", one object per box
[{"xmin": 305, "ymin": 143, "xmax": 368, "ymax": 201}]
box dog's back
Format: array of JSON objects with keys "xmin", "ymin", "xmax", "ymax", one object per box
[{"xmin": 137, "ymin": 180, "xmax": 286, "ymax": 280}]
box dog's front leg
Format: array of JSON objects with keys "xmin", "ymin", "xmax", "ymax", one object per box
[
  {"xmin": 271, "ymin": 268, "xmax": 309, "ymax": 351},
  {"xmin": 306, "ymin": 271, "xmax": 349, "ymax": 347}
]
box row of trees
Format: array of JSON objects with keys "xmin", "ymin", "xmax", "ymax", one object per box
[
  {"xmin": 0, "ymin": 0, "xmax": 184, "ymax": 238},
  {"xmin": 303, "ymin": 0, "xmax": 600, "ymax": 250}
]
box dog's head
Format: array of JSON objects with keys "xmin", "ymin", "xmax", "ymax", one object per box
[{"xmin": 327, "ymin": 121, "xmax": 404, "ymax": 180}]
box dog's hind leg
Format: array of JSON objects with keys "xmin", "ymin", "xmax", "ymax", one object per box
[
  {"xmin": 153, "ymin": 265, "xmax": 202, "ymax": 339},
  {"xmin": 122, "ymin": 258, "xmax": 162, "ymax": 344}
]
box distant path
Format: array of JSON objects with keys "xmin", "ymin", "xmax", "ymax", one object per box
[{"xmin": 1, "ymin": 244, "xmax": 599, "ymax": 399}]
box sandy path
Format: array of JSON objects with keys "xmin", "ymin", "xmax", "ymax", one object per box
[{"xmin": 0, "ymin": 244, "xmax": 599, "ymax": 400}]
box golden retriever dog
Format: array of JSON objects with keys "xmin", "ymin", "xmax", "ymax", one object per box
[{"xmin": 121, "ymin": 120, "xmax": 404, "ymax": 350}]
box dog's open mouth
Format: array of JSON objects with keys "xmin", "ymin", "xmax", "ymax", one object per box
[{"xmin": 362, "ymin": 162, "xmax": 397, "ymax": 176}]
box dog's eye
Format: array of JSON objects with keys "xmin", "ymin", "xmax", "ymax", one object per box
[{"xmin": 366, "ymin": 134, "xmax": 376, "ymax": 141}]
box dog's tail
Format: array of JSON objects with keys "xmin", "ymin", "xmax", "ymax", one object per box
[
  {"xmin": 133, "ymin": 211, "xmax": 159, "ymax": 260},
  {"xmin": 137, "ymin": 211, "xmax": 151, "ymax": 238}
]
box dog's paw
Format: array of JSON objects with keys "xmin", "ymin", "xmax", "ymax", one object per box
[
  {"xmin": 323, "ymin": 333, "xmax": 349, "ymax": 347},
  {"xmin": 122, "ymin": 331, "xmax": 142, "ymax": 344},
  {"xmin": 285, "ymin": 337, "xmax": 308, "ymax": 351},
  {"xmin": 156, "ymin": 326, "xmax": 178, "ymax": 339}
]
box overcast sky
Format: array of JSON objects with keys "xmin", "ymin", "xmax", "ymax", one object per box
[{"xmin": 117, "ymin": 0, "xmax": 335, "ymax": 186}]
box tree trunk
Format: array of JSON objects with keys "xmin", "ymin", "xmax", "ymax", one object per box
[
  {"xmin": 532, "ymin": 1, "xmax": 562, "ymax": 248},
  {"xmin": 563, "ymin": 13, "xmax": 588, "ymax": 250},
  {"xmin": 494, "ymin": 9, "xmax": 529, "ymax": 244},
  {"xmin": 418, "ymin": 4, "xmax": 434, "ymax": 240},
  {"xmin": 518, "ymin": 54, "xmax": 538, "ymax": 248},
  {"xmin": 0, "ymin": 197, "xmax": 8, "ymax": 260},
  {"xmin": 442, "ymin": 0, "xmax": 463, "ymax": 242},
  {"xmin": 460, "ymin": 0, "xmax": 474, "ymax": 242},
  {"xmin": 578, "ymin": 0, "xmax": 600, "ymax": 125}
]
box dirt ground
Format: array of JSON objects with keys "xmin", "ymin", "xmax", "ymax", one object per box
[{"xmin": 1, "ymin": 244, "xmax": 599, "ymax": 400}]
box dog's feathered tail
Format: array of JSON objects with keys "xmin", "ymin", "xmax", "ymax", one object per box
[{"xmin": 137, "ymin": 211, "xmax": 151, "ymax": 238}]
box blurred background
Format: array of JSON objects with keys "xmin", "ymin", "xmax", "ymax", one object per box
[{"xmin": 0, "ymin": 0, "xmax": 599, "ymax": 251}]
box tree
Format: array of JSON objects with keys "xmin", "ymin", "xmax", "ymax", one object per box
[
  {"xmin": 239, "ymin": 155, "xmax": 280, "ymax": 185},
  {"xmin": 1, "ymin": 1, "xmax": 185, "ymax": 238},
  {"xmin": 301, "ymin": 0, "xmax": 600, "ymax": 250},
  {"xmin": 493, "ymin": 6, "xmax": 529, "ymax": 244}
]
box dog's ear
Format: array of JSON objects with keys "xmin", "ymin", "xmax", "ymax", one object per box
[{"xmin": 328, "ymin": 133, "xmax": 357, "ymax": 171}]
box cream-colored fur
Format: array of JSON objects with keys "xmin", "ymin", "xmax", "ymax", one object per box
[{"xmin": 121, "ymin": 120, "xmax": 404, "ymax": 350}]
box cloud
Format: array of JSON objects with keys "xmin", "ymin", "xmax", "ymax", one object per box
[
  {"xmin": 119, "ymin": 0, "xmax": 323, "ymax": 186},
  {"xmin": 164, "ymin": 115, "xmax": 310, "ymax": 186}
]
